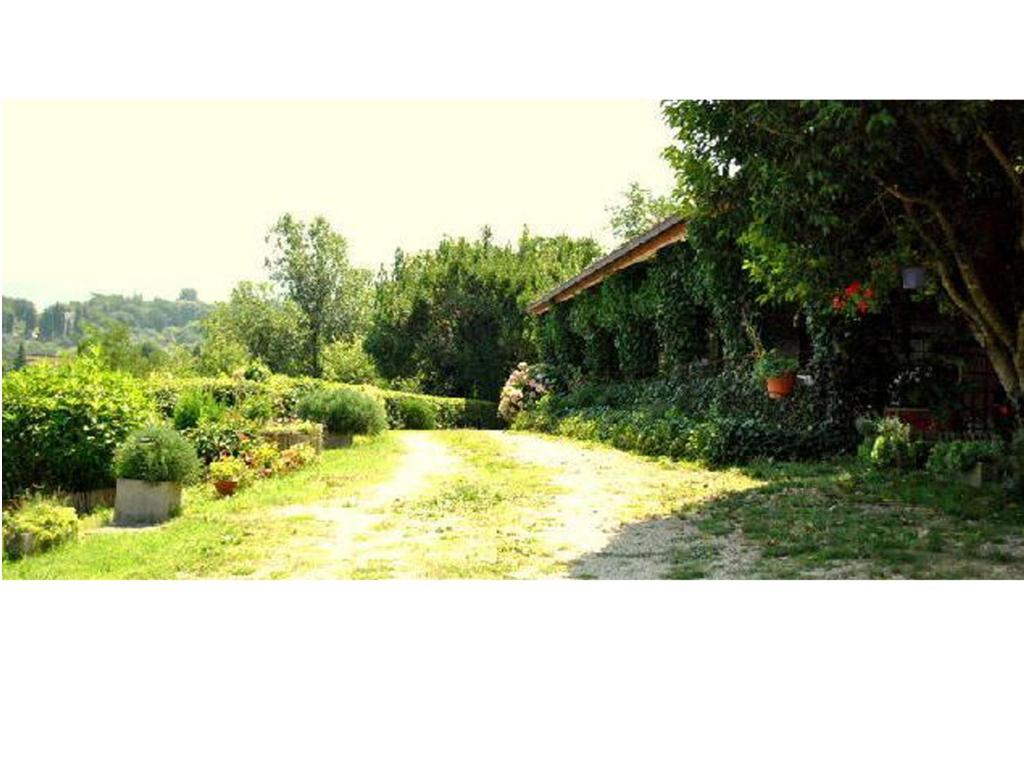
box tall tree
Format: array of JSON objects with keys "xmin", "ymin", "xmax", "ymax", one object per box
[
  {"xmin": 663, "ymin": 100, "xmax": 1024, "ymax": 402},
  {"xmin": 202, "ymin": 281, "xmax": 305, "ymax": 374},
  {"xmin": 366, "ymin": 228, "xmax": 601, "ymax": 398},
  {"xmin": 265, "ymin": 214, "xmax": 372, "ymax": 377}
]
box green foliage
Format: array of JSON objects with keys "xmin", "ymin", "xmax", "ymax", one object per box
[
  {"xmin": 389, "ymin": 396, "xmax": 437, "ymax": 430},
  {"xmin": 366, "ymin": 228, "xmax": 601, "ymax": 399},
  {"xmin": 113, "ymin": 425, "xmax": 202, "ymax": 484},
  {"xmin": 297, "ymin": 388, "xmax": 387, "ymax": 436},
  {"xmin": 2, "ymin": 359, "xmax": 156, "ymax": 498},
  {"xmin": 662, "ymin": 100, "xmax": 1024, "ymax": 400},
  {"xmin": 858, "ymin": 417, "xmax": 920, "ymax": 470},
  {"xmin": 606, "ymin": 181, "xmax": 689, "ymax": 241},
  {"xmin": 754, "ymin": 349, "xmax": 798, "ymax": 379},
  {"xmin": 208, "ymin": 455, "xmax": 249, "ymax": 483},
  {"xmin": 183, "ymin": 413, "xmax": 260, "ymax": 464},
  {"xmin": 265, "ymin": 215, "xmax": 373, "ymax": 376},
  {"xmin": 513, "ymin": 365, "xmax": 853, "ymax": 466},
  {"xmin": 2, "ymin": 499, "xmax": 79, "ymax": 560},
  {"xmin": 926, "ymin": 440, "xmax": 1004, "ymax": 474},
  {"xmin": 201, "ymin": 281, "xmax": 306, "ymax": 375},
  {"xmin": 538, "ymin": 242, "xmax": 717, "ymax": 384},
  {"xmin": 321, "ymin": 338, "xmax": 380, "ymax": 384},
  {"xmin": 173, "ymin": 387, "xmax": 226, "ymax": 430}
]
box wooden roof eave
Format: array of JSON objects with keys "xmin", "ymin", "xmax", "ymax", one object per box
[{"xmin": 526, "ymin": 216, "xmax": 688, "ymax": 316}]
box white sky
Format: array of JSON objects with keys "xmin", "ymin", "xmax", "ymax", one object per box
[{"xmin": 2, "ymin": 101, "xmax": 677, "ymax": 307}]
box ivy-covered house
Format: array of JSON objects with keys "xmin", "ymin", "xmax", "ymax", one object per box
[{"xmin": 528, "ymin": 215, "xmax": 1007, "ymax": 438}]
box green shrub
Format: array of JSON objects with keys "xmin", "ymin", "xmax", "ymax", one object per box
[
  {"xmin": 322, "ymin": 339, "xmax": 381, "ymax": 384},
  {"xmin": 297, "ymin": 388, "xmax": 387, "ymax": 436},
  {"xmin": 3, "ymin": 499, "xmax": 79, "ymax": 560},
  {"xmin": 173, "ymin": 388, "xmax": 226, "ymax": 430},
  {"xmin": 926, "ymin": 439, "xmax": 1004, "ymax": 474},
  {"xmin": 183, "ymin": 412, "xmax": 260, "ymax": 464},
  {"xmin": 390, "ymin": 396, "xmax": 438, "ymax": 429},
  {"xmin": 209, "ymin": 455, "xmax": 249, "ymax": 483},
  {"xmin": 2, "ymin": 359, "xmax": 155, "ymax": 498},
  {"xmin": 858, "ymin": 417, "xmax": 920, "ymax": 470},
  {"xmin": 113, "ymin": 425, "xmax": 202, "ymax": 484}
]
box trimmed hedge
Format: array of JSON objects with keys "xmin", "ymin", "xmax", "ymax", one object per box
[
  {"xmin": 297, "ymin": 388, "xmax": 388, "ymax": 436},
  {"xmin": 145, "ymin": 374, "xmax": 501, "ymax": 430},
  {"xmin": 3, "ymin": 360, "xmax": 156, "ymax": 498}
]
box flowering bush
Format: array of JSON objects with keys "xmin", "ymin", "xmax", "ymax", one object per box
[
  {"xmin": 498, "ymin": 363, "xmax": 556, "ymax": 423},
  {"xmin": 831, "ymin": 280, "xmax": 877, "ymax": 317},
  {"xmin": 276, "ymin": 444, "xmax": 318, "ymax": 473}
]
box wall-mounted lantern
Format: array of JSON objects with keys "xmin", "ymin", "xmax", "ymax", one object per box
[{"xmin": 901, "ymin": 266, "xmax": 926, "ymax": 291}]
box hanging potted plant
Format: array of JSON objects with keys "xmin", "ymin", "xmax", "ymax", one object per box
[
  {"xmin": 755, "ymin": 349, "xmax": 799, "ymax": 399},
  {"xmin": 209, "ymin": 456, "xmax": 248, "ymax": 496}
]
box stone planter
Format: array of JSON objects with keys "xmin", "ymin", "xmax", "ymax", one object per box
[
  {"xmin": 114, "ymin": 478, "xmax": 182, "ymax": 526},
  {"xmin": 961, "ymin": 461, "xmax": 1001, "ymax": 488},
  {"xmin": 260, "ymin": 425, "xmax": 324, "ymax": 453},
  {"xmin": 324, "ymin": 432, "xmax": 354, "ymax": 449}
]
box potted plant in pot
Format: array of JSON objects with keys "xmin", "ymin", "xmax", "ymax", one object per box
[
  {"xmin": 754, "ymin": 349, "xmax": 798, "ymax": 399},
  {"xmin": 209, "ymin": 456, "xmax": 248, "ymax": 496},
  {"xmin": 926, "ymin": 439, "xmax": 1004, "ymax": 488},
  {"xmin": 112, "ymin": 425, "xmax": 201, "ymax": 526},
  {"xmin": 296, "ymin": 387, "xmax": 387, "ymax": 448}
]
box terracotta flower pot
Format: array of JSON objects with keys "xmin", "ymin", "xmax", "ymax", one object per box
[
  {"xmin": 214, "ymin": 479, "xmax": 239, "ymax": 496},
  {"xmin": 765, "ymin": 372, "xmax": 796, "ymax": 399}
]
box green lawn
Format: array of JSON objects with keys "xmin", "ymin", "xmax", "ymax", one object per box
[
  {"xmin": 668, "ymin": 459, "xmax": 1024, "ymax": 579},
  {"xmin": 2, "ymin": 434, "xmax": 406, "ymax": 580}
]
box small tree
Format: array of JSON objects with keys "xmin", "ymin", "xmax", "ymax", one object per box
[
  {"xmin": 265, "ymin": 214, "xmax": 372, "ymax": 377},
  {"xmin": 13, "ymin": 342, "xmax": 27, "ymax": 370}
]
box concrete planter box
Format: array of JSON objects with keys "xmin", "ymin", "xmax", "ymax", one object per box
[
  {"xmin": 260, "ymin": 425, "xmax": 324, "ymax": 453},
  {"xmin": 961, "ymin": 461, "xmax": 1001, "ymax": 489},
  {"xmin": 324, "ymin": 432, "xmax": 354, "ymax": 449},
  {"xmin": 114, "ymin": 479, "xmax": 182, "ymax": 526}
]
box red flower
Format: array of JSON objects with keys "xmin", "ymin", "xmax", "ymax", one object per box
[
  {"xmin": 856, "ymin": 300, "xmax": 869, "ymax": 314},
  {"xmin": 844, "ymin": 280, "xmax": 862, "ymax": 297},
  {"xmin": 832, "ymin": 296, "xmax": 845, "ymax": 311},
  {"xmin": 863, "ymin": 287, "xmax": 874, "ymax": 299}
]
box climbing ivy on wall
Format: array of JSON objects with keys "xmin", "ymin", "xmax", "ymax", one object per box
[{"xmin": 536, "ymin": 241, "xmax": 730, "ymax": 383}]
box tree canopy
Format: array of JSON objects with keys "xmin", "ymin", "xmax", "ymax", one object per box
[
  {"xmin": 265, "ymin": 214, "xmax": 372, "ymax": 377},
  {"xmin": 663, "ymin": 100, "xmax": 1024, "ymax": 400},
  {"xmin": 365, "ymin": 228, "xmax": 602, "ymax": 399}
]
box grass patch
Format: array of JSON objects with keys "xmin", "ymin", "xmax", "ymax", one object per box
[
  {"xmin": 2, "ymin": 434, "xmax": 405, "ymax": 580},
  {"xmin": 667, "ymin": 458, "xmax": 1024, "ymax": 579}
]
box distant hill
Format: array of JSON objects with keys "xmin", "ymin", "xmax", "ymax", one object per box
[{"xmin": 2, "ymin": 291, "xmax": 213, "ymax": 363}]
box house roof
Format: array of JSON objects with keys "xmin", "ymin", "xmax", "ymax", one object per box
[{"xmin": 526, "ymin": 214, "xmax": 688, "ymax": 316}]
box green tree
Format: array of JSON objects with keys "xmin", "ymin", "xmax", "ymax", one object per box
[
  {"xmin": 663, "ymin": 100, "xmax": 1024, "ymax": 401},
  {"xmin": 202, "ymin": 281, "xmax": 305, "ymax": 374},
  {"xmin": 13, "ymin": 342, "xmax": 27, "ymax": 370},
  {"xmin": 178, "ymin": 288, "xmax": 198, "ymax": 302},
  {"xmin": 265, "ymin": 214, "xmax": 372, "ymax": 377},
  {"xmin": 366, "ymin": 228, "xmax": 600, "ymax": 398}
]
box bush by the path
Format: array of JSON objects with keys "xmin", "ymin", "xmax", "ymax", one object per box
[
  {"xmin": 297, "ymin": 388, "xmax": 388, "ymax": 436},
  {"xmin": 3, "ymin": 359, "xmax": 156, "ymax": 499},
  {"xmin": 2, "ymin": 498, "xmax": 80, "ymax": 559},
  {"xmin": 147, "ymin": 373, "xmax": 500, "ymax": 430},
  {"xmin": 388, "ymin": 395, "xmax": 437, "ymax": 429},
  {"xmin": 113, "ymin": 425, "xmax": 202, "ymax": 484}
]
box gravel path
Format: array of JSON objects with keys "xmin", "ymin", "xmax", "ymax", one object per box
[{"xmin": 485, "ymin": 431, "xmax": 703, "ymax": 579}]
